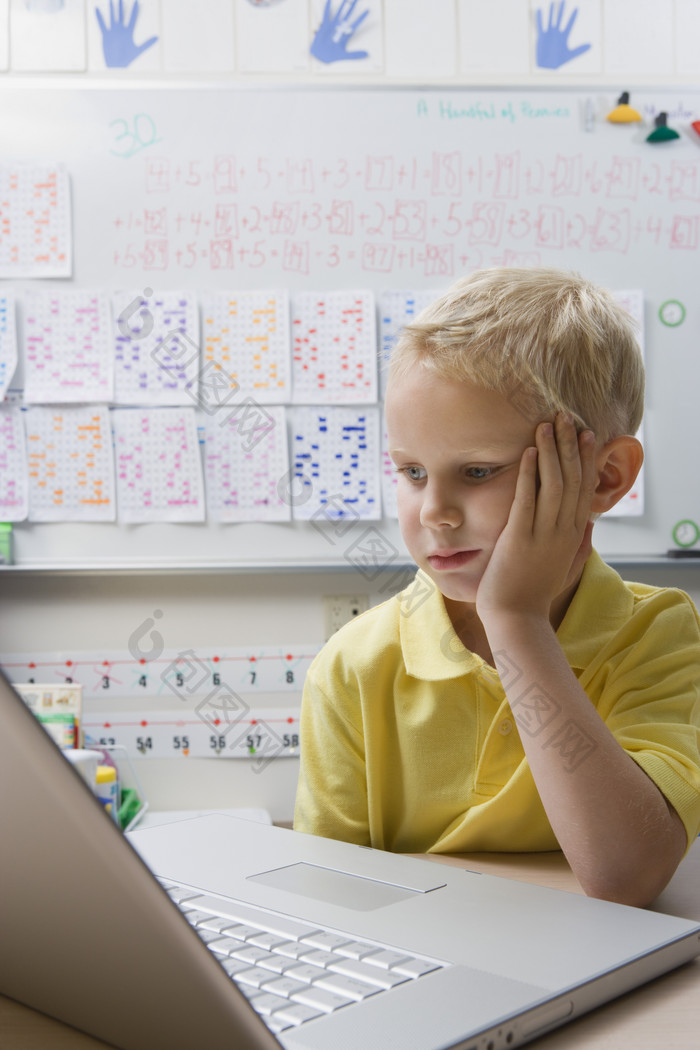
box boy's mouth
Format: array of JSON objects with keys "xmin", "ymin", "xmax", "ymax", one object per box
[{"xmin": 427, "ymin": 550, "xmax": 480, "ymax": 570}]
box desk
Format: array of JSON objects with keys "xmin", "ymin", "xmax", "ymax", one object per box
[{"xmin": 2, "ymin": 839, "xmax": 699, "ymax": 1049}]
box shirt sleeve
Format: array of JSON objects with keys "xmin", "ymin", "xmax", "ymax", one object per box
[
  {"xmin": 597, "ymin": 589, "xmax": 700, "ymax": 851},
  {"xmin": 293, "ymin": 657, "xmax": 371, "ymax": 846}
]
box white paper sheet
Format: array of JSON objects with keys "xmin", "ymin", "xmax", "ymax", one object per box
[
  {"xmin": 384, "ymin": 0, "xmax": 456, "ymax": 78},
  {"xmin": 291, "ymin": 289, "xmax": 377, "ymax": 403},
  {"xmin": 603, "ymin": 0, "xmax": 674, "ymax": 76},
  {"xmin": 0, "ymin": 404, "xmax": 28, "ymax": 522},
  {"xmin": 675, "ymin": 0, "xmax": 700, "ymax": 76},
  {"xmin": 112, "ymin": 289, "xmax": 200, "ymax": 405},
  {"xmin": 10, "ymin": 0, "xmax": 86, "ymax": 72},
  {"xmin": 204, "ymin": 404, "xmax": 291, "ymax": 523},
  {"xmin": 162, "ymin": 0, "xmax": 234, "ymax": 72},
  {"xmin": 111, "ymin": 407, "xmax": 205, "ymax": 523},
  {"xmin": 378, "ymin": 288, "xmax": 439, "ymax": 396},
  {"xmin": 88, "ymin": 0, "xmax": 160, "ymax": 72},
  {"xmin": 309, "ymin": 0, "xmax": 384, "ymax": 74},
  {"xmin": 459, "ymin": 0, "xmax": 530, "ymax": 74},
  {"xmin": 0, "ymin": 289, "xmax": 18, "ymax": 401},
  {"xmin": 25, "ymin": 404, "xmax": 116, "ymax": 522},
  {"xmin": 235, "ymin": 0, "xmax": 309, "ymax": 73},
  {"xmin": 201, "ymin": 289, "xmax": 291, "ymax": 405},
  {"xmin": 0, "ymin": 0, "xmax": 9, "ymax": 71},
  {"xmin": 0, "ymin": 164, "xmax": 72, "ymax": 278},
  {"xmin": 289, "ymin": 404, "xmax": 381, "ymax": 522},
  {"xmin": 23, "ymin": 289, "xmax": 113, "ymax": 404}
]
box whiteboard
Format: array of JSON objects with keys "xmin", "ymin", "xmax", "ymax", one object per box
[{"xmin": 2, "ymin": 83, "xmax": 700, "ymax": 569}]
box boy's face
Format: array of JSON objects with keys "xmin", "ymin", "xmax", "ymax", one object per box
[{"xmin": 386, "ymin": 367, "xmax": 540, "ymax": 606}]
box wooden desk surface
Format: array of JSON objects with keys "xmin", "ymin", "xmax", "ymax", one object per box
[{"xmin": 2, "ymin": 839, "xmax": 699, "ymax": 1049}]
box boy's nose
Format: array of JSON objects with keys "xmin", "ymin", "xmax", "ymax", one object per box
[{"xmin": 419, "ymin": 484, "xmax": 463, "ymax": 529}]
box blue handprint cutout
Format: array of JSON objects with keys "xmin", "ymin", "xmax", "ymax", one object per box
[
  {"xmin": 536, "ymin": 2, "xmax": 591, "ymax": 70},
  {"xmin": 311, "ymin": 0, "xmax": 370, "ymax": 64},
  {"xmin": 95, "ymin": 0, "xmax": 158, "ymax": 69}
]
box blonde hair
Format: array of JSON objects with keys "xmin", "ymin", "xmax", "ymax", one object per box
[{"xmin": 387, "ymin": 268, "xmax": 644, "ymax": 441}]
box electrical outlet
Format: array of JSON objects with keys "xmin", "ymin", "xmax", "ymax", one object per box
[{"xmin": 323, "ymin": 594, "xmax": 368, "ymax": 639}]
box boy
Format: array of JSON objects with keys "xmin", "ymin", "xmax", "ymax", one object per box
[{"xmin": 294, "ymin": 268, "xmax": 700, "ymax": 907}]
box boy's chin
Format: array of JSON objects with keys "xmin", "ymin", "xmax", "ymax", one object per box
[{"xmin": 424, "ymin": 570, "xmax": 480, "ymax": 606}]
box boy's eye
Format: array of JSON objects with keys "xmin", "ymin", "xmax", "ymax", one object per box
[
  {"xmin": 466, "ymin": 466, "xmax": 493, "ymax": 480},
  {"xmin": 400, "ymin": 465, "xmax": 427, "ymax": 481}
]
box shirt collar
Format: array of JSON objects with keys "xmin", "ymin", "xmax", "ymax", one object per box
[
  {"xmin": 399, "ymin": 551, "xmax": 634, "ymax": 681},
  {"xmin": 555, "ymin": 549, "xmax": 634, "ymax": 669},
  {"xmin": 399, "ymin": 570, "xmax": 484, "ymax": 680}
]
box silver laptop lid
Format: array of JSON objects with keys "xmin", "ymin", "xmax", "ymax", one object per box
[{"xmin": 0, "ymin": 668, "xmax": 279, "ymax": 1050}]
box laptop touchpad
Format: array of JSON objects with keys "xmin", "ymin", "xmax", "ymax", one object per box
[{"xmin": 248, "ymin": 862, "xmax": 420, "ymax": 911}]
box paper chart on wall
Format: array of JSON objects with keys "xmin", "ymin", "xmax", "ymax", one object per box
[
  {"xmin": 0, "ymin": 405, "xmax": 28, "ymax": 522},
  {"xmin": 111, "ymin": 407, "xmax": 205, "ymax": 523},
  {"xmin": 204, "ymin": 404, "xmax": 291, "ymax": 523},
  {"xmin": 290, "ymin": 405, "xmax": 381, "ymax": 521},
  {"xmin": 379, "ymin": 288, "xmax": 440, "ymax": 397},
  {"xmin": 0, "ymin": 289, "xmax": 18, "ymax": 401},
  {"xmin": 380, "ymin": 423, "xmax": 398, "ymax": 521},
  {"xmin": 202, "ymin": 289, "xmax": 291, "ymax": 404},
  {"xmin": 0, "ymin": 164, "xmax": 71, "ymax": 277},
  {"xmin": 291, "ymin": 290, "xmax": 377, "ymax": 404},
  {"xmin": 23, "ymin": 289, "xmax": 113, "ymax": 404},
  {"xmin": 112, "ymin": 289, "xmax": 200, "ymax": 405},
  {"xmin": 610, "ymin": 289, "xmax": 644, "ymax": 517},
  {"xmin": 25, "ymin": 405, "xmax": 115, "ymax": 522}
]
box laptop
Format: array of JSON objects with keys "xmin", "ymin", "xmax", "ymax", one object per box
[{"xmin": 1, "ymin": 667, "xmax": 699, "ymax": 1050}]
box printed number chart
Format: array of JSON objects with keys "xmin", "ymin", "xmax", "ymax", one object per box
[
  {"xmin": 379, "ymin": 288, "xmax": 440, "ymax": 397},
  {"xmin": 0, "ymin": 290, "xmax": 18, "ymax": 400},
  {"xmin": 380, "ymin": 423, "xmax": 398, "ymax": 521},
  {"xmin": 290, "ymin": 405, "xmax": 381, "ymax": 521},
  {"xmin": 291, "ymin": 290, "xmax": 377, "ymax": 404},
  {"xmin": 0, "ymin": 644, "xmax": 317, "ymax": 697},
  {"xmin": 82, "ymin": 709, "xmax": 302, "ymax": 762},
  {"xmin": 23, "ymin": 289, "xmax": 113, "ymax": 404},
  {"xmin": 0, "ymin": 405, "xmax": 28, "ymax": 521},
  {"xmin": 113, "ymin": 289, "xmax": 200, "ymax": 405},
  {"xmin": 0, "ymin": 164, "xmax": 71, "ymax": 277},
  {"xmin": 25, "ymin": 405, "xmax": 116, "ymax": 522},
  {"xmin": 202, "ymin": 289, "xmax": 291, "ymax": 403},
  {"xmin": 1, "ymin": 644, "xmax": 318, "ymax": 761},
  {"xmin": 111, "ymin": 407, "xmax": 205, "ymax": 523},
  {"xmin": 612, "ymin": 289, "xmax": 645, "ymax": 517},
  {"xmin": 204, "ymin": 404, "xmax": 291, "ymax": 523}
]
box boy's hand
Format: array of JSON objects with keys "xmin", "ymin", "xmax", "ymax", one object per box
[{"xmin": 476, "ymin": 413, "xmax": 597, "ymax": 623}]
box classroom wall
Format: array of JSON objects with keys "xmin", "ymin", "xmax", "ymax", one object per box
[
  {"xmin": 2, "ymin": 0, "xmax": 700, "ymax": 823},
  {"xmin": 0, "ymin": 0, "xmax": 699, "ymax": 86},
  {"xmin": 1, "ymin": 562, "xmax": 699, "ymax": 823}
]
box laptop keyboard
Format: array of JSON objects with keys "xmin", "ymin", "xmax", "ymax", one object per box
[{"xmin": 161, "ymin": 879, "xmax": 448, "ymax": 1035}]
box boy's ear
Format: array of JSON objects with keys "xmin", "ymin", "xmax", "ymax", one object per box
[{"xmin": 590, "ymin": 436, "xmax": 644, "ymax": 514}]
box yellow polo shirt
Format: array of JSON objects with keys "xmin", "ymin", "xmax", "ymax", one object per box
[{"xmin": 294, "ymin": 551, "xmax": 700, "ymax": 854}]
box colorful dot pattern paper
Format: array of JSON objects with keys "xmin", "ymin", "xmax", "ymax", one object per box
[
  {"xmin": 23, "ymin": 290, "xmax": 113, "ymax": 404},
  {"xmin": 111, "ymin": 407, "xmax": 205, "ymax": 523},
  {"xmin": 290, "ymin": 405, "xmax": 381, "ymax": 521},
  {"xmin": 291, "ymin": 290, "xmax": 377, "ymax": 404},
  {"xmin": 0, "ymin": 165, "xmax": 72, "ymax": 277},
  {"xmin": 113, "ymin": 290, "xmax": 200, "ymax": 405},
  {"xmin": 25, "ymin": 405, "xmax": 115, "ymax": 522},
  {"xmin": 204, "ymin": 404, "xmax": 291, "ymax": 523},
  {"xmin": 379, "ymin": 289, "xmax": 439, "ymax": 397},
  {"xmin": 0, "ymin": 405, "xmax": 28, "ymax": 521},
  {"xmin": 202, "ymin": 289, "xmax": 291, "ymax": 404},
  {"xmin": 0, "ymin": 290, "xmax": 18, "ymax": 401}
]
